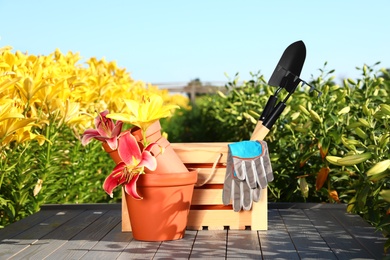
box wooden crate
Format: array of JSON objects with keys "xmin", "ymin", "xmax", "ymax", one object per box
[
  {"xmin": 171, "ymin": 142, "xmax": 268, "ymax": 230},
  {"xmin": 122, "ymin": 142, "xmax": 268, "ymax": 232}
]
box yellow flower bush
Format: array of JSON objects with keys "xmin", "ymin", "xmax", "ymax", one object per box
[{"xmin": 0, "ymin": 46, "xmax": 189, "ymax": 149}]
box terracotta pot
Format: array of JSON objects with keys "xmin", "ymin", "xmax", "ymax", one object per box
[
  {"xmin": 125, "ymin": 170, "xmax": 197, "ymax": 241},
  {"xmin": 131, "ymin": 120, "xmax": 188, "ymax": 174},
  {"xmin": 102, "ymin": 142, "xmax": 122, "ymax": 164}
]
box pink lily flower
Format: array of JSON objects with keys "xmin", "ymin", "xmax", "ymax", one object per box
[
  {"xmin": 103, "ymin": 131, "xmax": 158, "ymax": 199},
  {"xmin": 82, "ymin": 110, "xmax": 123, "ymax": 150}
]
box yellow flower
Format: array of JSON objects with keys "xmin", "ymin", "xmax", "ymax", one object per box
[
  {"xmin": 107, "ymin": 94, "xmax": 179, "ymax": 132},
  {"xmin": 14, "ymin": 77, "xmax": 49, "ymax": 101},
  {"xmin": 0, "ymin": 98, "xmax": 46, "ymax": 148}
]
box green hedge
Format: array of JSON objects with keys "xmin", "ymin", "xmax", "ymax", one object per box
[{"xmin": 164, "ymin": 65, "xmax": 390, "ymax": 250}]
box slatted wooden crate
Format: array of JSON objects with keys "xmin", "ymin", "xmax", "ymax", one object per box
[
  {"xmin": 121, "ymin": 142, "xmax": 268, "ymax": 232},
  {"xmin": 171, "ymin": 142, "xmax": 268, "ymax": 230}
]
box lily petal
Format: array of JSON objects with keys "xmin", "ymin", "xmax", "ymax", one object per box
[
  {"xmin": 81, "ymin": 129, "xmax": 100, "ymax": 145},
  {"xmin": 112, "ymin": 121, "xmax": 124, "ymax": 136},
  {"xmin": 139, "ymin": 150, "xmax": 157, "ymax": 171},
  {"xmin": 118, "ymin": 132, "xmax": 142, "ymax": 165},
  {"xmin": 144, "ymin": 142, "xmax": 160, "ymax": 153},
  {"xmin": 106, "ymin": 112, "xmax": 134, "ymax": 123},
  {"xmin": 94, "ymin": 110, "xmax": 109, "ymax": 130},
  {"xmin": 103, "ymin": 163, "xmax": 126, "ymax": 197},
  {"xmin": 82, "ymin": 111, "xmax": 123, "ymax": 147},
  {"xmin": 100, "ymin": 110, "xmax": 109, "ymax": 117},
  {"xmin": 106, "ymin": 136, "xmax": 119, "ymax": 150},
  {"xmin": 124, "ymin": 173, "xmax": 143, "ymax": 199}
]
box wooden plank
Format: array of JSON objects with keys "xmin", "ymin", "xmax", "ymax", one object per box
[
  {"xmin": 190, "ymin": 230, "xmax": 227, "ymax": 259},
  {"xmin": 279, "ymin": 209, "xmax": 338, "ymax": 259},
  {"xmin": 153, "ymin": 230, "xmax": 197, "ymax": 259},
  {"xmin": 80, "ymin": 223, "xmax": 133, "ymax": 259},
  {"xmin": 0, "ymin": 203, "xmax": 386, "ymax": 259},
  {"xmin": 258, "ymin": 209, "xmax": 300, "ymax": 260},
  {"xmin": 304, "ymin": 208, "xmax": 376, "ymax": 259},
  {"xmin": 192, "ymin": 189, "xmax": 223, "ymax": 205},
  {"xmin": 187, "ymin": 189, "xmax": 267, "ymax": 230},
  {"xmin": 172, "ymin": 142, "xmax": 229, "ymax": 164},
  {"xmin": 40, "ymin": 203, "xmax": 120, "ymax": 211},
  {"xmin": 8, "ymin": 209, "xmax": 108, "ymax": 259},
  {"xmin": 121, "ymin": 188, "xmax": 132, "ymax": 232},
  {"xmin": 249, "ymin": 190, "xmax": 267, "ymax": 230},
  {"xmin": 117, "ymin": 240, "xmax": 161, "ymax": 259},
  {"xmin": 226, "ymin": 230, "xmax": 262, "ymax": 259},
  {"xmin": 0, "ymin": 209, "xmax": 58, "ymax": 241},
  {"xmin": 195, "ymin": 168, "xmax": 226, "ymax": 184},
  {"xmin": 187, "ymin": 207, "xmax": 265, "ymax": 231},
  {"xmin": 0, "ymin": 209, "xmax": 85, "ymax": 259},
  {"xmin": 46, "ymin": 209, "xmax": 122, "ymax": 260},
  {"xmin": 329, "ymin": 209, "xmax": 387, "ymax": 259}
]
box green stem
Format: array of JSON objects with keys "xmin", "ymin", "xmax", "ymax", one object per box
[
  {"xmin": 41, "ymin": 121, "xmax": 56, "ymax": 190},
  {"xmin": 0, "ymin": 151, "xmax": 7, "ymax": 190},
  {"xmin": 268, "ymin": 186, "xmax": 279, "ymax": 200},
  {"xmin": 45, "ymin": 125, "xmax": 52, "ymax": 169},
  {"xmin": 142, "ymin": 128, "xmax": 148, "ymax": 147}
]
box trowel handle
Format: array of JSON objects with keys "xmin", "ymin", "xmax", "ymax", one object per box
[
  {"xmin": 259, "ymin": 95, "xmax": 277, "ymax": 122},
  {"xmin": 250, "ymin": 122, "xmax": 270, "ymax": 141},
  {"xmin": 262, "ymin": 102, "xmax": 286, "ymax": 129}
]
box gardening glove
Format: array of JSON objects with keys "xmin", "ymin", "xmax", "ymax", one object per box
[{"xmin": 222, "ymin": 140, "xmax": 273, "ymax": 212}]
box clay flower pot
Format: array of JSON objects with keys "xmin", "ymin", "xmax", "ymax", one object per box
[
  {"xmin": 125, "ymin": 169, "xmax": 198, "ymax": 241},
  {"xmin": 131, "ymin": 120, "xmax": 188, "ymax": 174},
  {"xmin": 102, "ymin": 122, "xmax": 195, "ymax": 238},
  {"xmin": 103, "ymin": 121, "xmax": 188, "ymax": 174},
  {"xmin": 102, "ymin": 141, "xmax": 122, "ymax": 164}
]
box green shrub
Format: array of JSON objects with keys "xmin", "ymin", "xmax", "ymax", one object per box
[
  {"xmin": 167, "ymin": 64, "xmax": 389, "ymax": 249},
  {"xmin": 0, "ymin": 123, "xmax": 119, "ymax": 228}
]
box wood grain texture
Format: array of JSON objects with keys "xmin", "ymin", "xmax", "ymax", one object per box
[{"xmin": 0, "ymin": 203, "xmax": 386, "ymax": 259}]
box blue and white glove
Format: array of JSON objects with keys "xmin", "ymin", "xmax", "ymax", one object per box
[{"xmin": 222, "ymin": 140, "xmax": 273, "ymax": 212}]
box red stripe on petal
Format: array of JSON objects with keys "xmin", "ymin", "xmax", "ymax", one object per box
[
  {"xmin": 118, "ymin": 132, "xmax": 142, "ymax": 165},
  {"xmin": 81, "ymin": 130, "xmax": 100, "ymax": 145},
  {"xmin": 124, "ymin": 174, "xmax": 143, "ymax": 200},
  {"xmin": 103, "ymin": 164, "xmax": 126, "ymax": 198},
  {"xmin": 112, "ymin": 121, "xmax": 123, "ymax": 136},
  {"xmin": 106, "ymin": 137, "xmax": 118, "ymax": 150},
  {"xmin": 139, "ymin": 151, "xmax": 157, "ymax": 171}
]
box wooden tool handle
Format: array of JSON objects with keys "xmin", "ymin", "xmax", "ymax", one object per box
[{"xmin": 250, "ymin": 121, "xmax": 270, "ymax": 141}]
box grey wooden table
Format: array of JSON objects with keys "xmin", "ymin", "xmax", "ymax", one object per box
[{"xmin": 0, "ymin": 203, "xmax": 387, "ymax": 259}]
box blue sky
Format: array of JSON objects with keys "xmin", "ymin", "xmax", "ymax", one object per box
[{"xmin": 1, "ymin": 0, "xmax": 389, "ymax": 86}]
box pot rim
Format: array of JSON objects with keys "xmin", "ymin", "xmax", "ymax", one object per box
[{"xmin": 136, "ymin": 169, "xmax": 197, "ymax": 187}]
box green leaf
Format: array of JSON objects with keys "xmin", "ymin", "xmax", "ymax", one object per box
[
  {"xmin": 337, "ymin": 152, "xmax": 372, "ymax": 166},
  {"xmin": 366, "ymin": 160, "xmax": 390, "ymax": 176},
  {"xmin": 299, "ymin": 151, "xmax": 317, "ymax": 167},
  {"xmin": 337, "ymin": 106, "xmax": 350, "ymax": 115},
  {"xmin": 380, "ymin": 190, "xmax": 390, "ymax": 203},
  {"xmin": 379, "ymin": 104, "xmax": 390, "ymax": 115}
]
